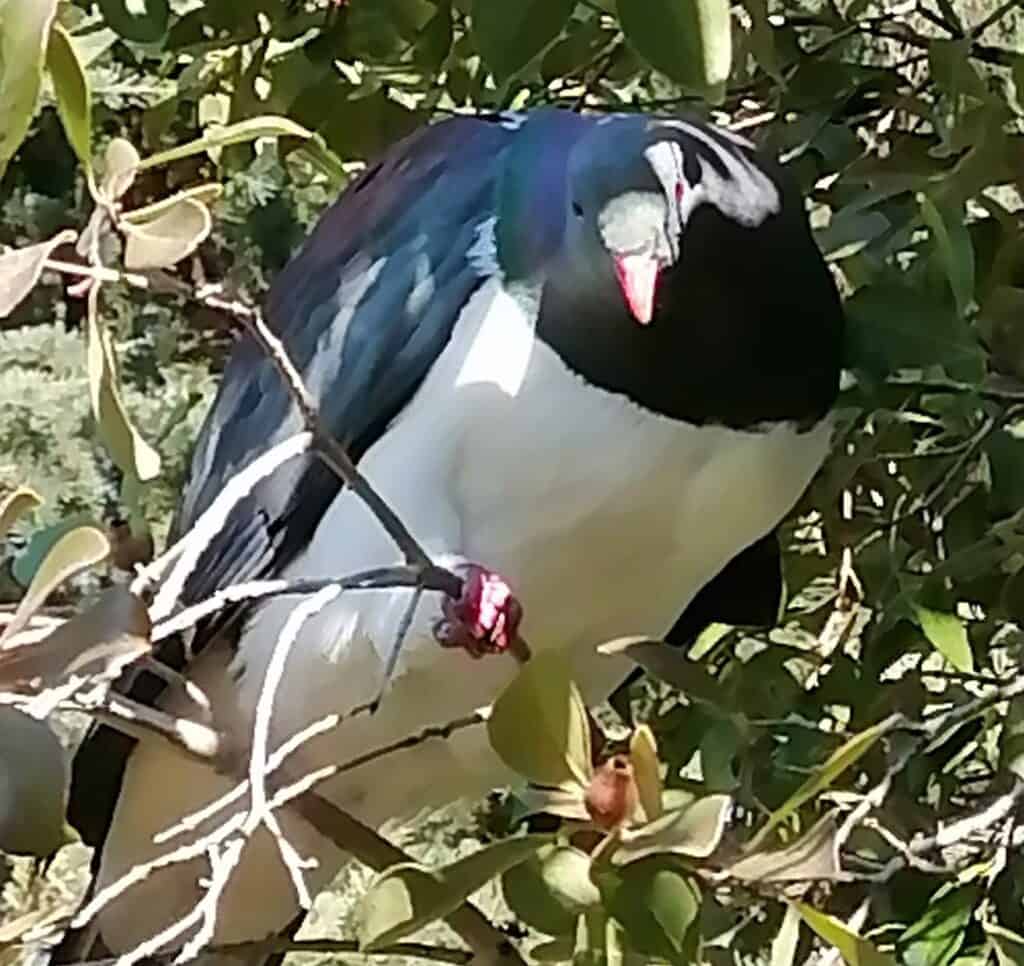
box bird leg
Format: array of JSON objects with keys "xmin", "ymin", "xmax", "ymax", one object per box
[{"xmin": 433, "ymin": 564, "xmax": 523, "ymax": 659}]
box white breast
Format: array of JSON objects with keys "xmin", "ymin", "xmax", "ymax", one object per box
[{"xmin": 95, "ymin": 276, "xmax": 832, "ymax": 953}]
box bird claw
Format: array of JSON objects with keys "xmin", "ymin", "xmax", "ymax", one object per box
[{"xmin": 434, "ymin": 565, "xmax": 523, "ymax": 658}]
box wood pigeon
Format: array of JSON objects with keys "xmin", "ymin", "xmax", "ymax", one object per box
[{"xmin": 59, "ymin": 107, "xmax": 843, "ymax": 960}]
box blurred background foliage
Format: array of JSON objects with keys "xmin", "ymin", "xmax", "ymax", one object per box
[{"xmin": 2, "ymin": 0, "xmax": 1024, "ymax": 963}]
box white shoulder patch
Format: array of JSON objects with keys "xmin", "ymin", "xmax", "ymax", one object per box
[{"xmin": 466, "ymin": 215, "xmax": 500, "ymax": 277}]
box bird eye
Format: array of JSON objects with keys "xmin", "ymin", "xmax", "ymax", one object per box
[{"xmin": 572, "ymin": 200, "xmax": 584, "ymax": 218}]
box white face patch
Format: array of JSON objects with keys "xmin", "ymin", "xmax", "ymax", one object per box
[{"xmin": 646, "ymin": 123, "xmax": 782, "ymax": 228}]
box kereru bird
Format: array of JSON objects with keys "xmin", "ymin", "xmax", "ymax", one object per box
[{"xmin": 59, "ymin": 107, "xmax": 843, "ymax": 960}]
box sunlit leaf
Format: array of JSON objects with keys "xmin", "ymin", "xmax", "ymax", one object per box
[
  {"xmin": 0, "ymin": 0, "xmax": 59, "ymax": 179},
  {"xmin": 0, "ymin": 229, "xmax": 77, "ymax": 318},
  {"xmin": 617, "ymin": 0, "xmax": 733, "ymax": 102},
  {"xmin": 46, "ymin": 24, "xmax": 92, "ymax": 175},
  {"xmin": 912, "ymin": 604, "xmax": 973, "ymax": 673},
  {"xmin": 123, "ymin": 196, "xmax": 212, "ymax": 269},
  {"xmin": 0, "ymin": 585, "xmax": 150, "ymax": 688},
  {"xmin": 725, "ymin": 812, "xmax": 842, "ymax": 882},
  {"xmin": 487, "ymin": 651, "xmax": 592, "ymax": 787},
  {"xmin": 772, "ymin": 905, "xmax": 803, "ymax": 966},
  {"xmin": 0, "ymin": 486, "xmax": 42, "ymax": 541},
  {"xmin": 794, "ymin": 903, "xmax": 895, "ymax": 966},
  {"xmin": 615, "ymin": 794, "xmax": 731, "ymax": 864},
  {"xmin": 357, "ymin": 836, "xmax": 547, "ymax": 949},
  {"xmin": 98, "ymin": 0, "xmax": 170, "ymax": 44},
  {"xmin": 0, "ymin": 525, "xmax": 109, "ymax": 646},
  {"xmin": 86, "ymin": 289, "xmax": 162, "ymax": 480},
  {"xmin": 630, "ymin": 724, "xmax": 663, "ymax": 822},
  {"xmin": 471, "ymin": 0, "xmax": 573, "ymax": 80},
  {"xmin": 0, "ymin": 707, "xmax": 66, "ymax": 857}
]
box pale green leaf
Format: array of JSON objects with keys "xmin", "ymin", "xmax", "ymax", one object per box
[
  {"xmin": 138, "ymin": 115, "xmax": 314, "ymax": 170},
  {"xmin": 0, "ymin": 229, "xmax": 77, "ymax": 319},
  {"xmin": 99, "ymin": 137, "xmax": 139, "ymax": 202},
  {"xmin": 46, "ymin": 24, "xmax": 92, "ymax": 174},
  {"xmin": 772, "ymin": 905, "xmax": 803, "ymax": 966},
  {"xmin": 725, "ymin": 812, "xmax": 842, "ymax": 883},
  {"xmin": 121, "ymin": 183, "xmax": 223, "ymax": 224},
  {"xmin": 617, "ymin": 0, "xmax": 733, "ymax": 102},
  {"xmin": 615, "ymin": 794, "xmax": 732, "ymax": 864},
  {"xmin": 912, "ymin": 605, "xmax": 973, "ymax": 672},
  {"xmin": 357, "ymin": 836, "xmax": 547, "ymax": 949},
  {"xmin": 0, "ymin": 0, "xmax": 59, "ymax": 179},
  {"xmin": 0, "ymin": 486, "xmax": 42, "ymax": 541},
  {"xmin": 487, "ymin": 651, "xmax": 592, "ymax": 787},
  {"xmin": 123, "ymin": 197, "xmax": 212, "ymax": 270},
  {"xmin": 0, "ymin": 525, "xmax": 109, "ymax": 647},
  {"xmin": 87, "ymin": 290, "xmax": 162, "ymax": 480},
  {"xmin": 630, "ymin": 724, "xmax": 663, "ymax": 822},
  {"xmin": 471, "ymin": 0, "xmax": 574, "ymax": 80}
]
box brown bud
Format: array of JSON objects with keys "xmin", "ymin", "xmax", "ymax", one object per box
[{"xmin": 584, "ymin": 754, "xmax": 639, "ymax": 830}]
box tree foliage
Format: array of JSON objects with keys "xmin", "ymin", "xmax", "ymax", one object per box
[{"xmin": 2, "ymin": 0, "xmax": 1024, "ymax": 963}]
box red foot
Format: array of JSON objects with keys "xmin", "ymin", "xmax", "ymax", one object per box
[{"xmin": 434, "ymin": 565, "xmax": 523, "ymax": 659}]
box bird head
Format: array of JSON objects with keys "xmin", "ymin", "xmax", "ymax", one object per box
[
  {"xmin": 564, "ymin": 116, "xmax": 780, "ymax": 325},
  {"xmin": 565, "ymin": 128, "xmax": 685, "ymax": 325}
]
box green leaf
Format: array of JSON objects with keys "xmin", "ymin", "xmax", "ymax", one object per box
[
  {"xmin": 0, "ymin": 525, "xmax": 109, "ymax": 647},
  {"xmin": 0, "ymin": 708, "xmax": 66, "ymax": 857},
  {"xmin": 0, "ymin": 486, "xmax": 41, "ymax": 541},
  {"xmin": 487, "ymin": 650, "xmax": 592, "ymax": 787},
  {"xmin": 919, "ymin": 194, "xmax": 975, "ymax": 318},
  {"xmin": 794, "ymin": 903, "xmax": 895, "ymax": 966},
  {"xmin": 616, "ymin": 0, "xmax": 733, "ymax": 102},
  {"xmin": 912, "ymin": 605, "xmax": 973, "ymax": 672},
  {"xmin": 0, "ymin": 585, "xmax": 151, "ymax": 689},
  {"xmin": 357, "ymin": 836, "xmax": 547, "ymax": 949},
  {"xmin": 897, "ymin": 885, "xmax": 979, "ymax": 966},
  {"xmin": 138, "ymin": 115, "xmax": 314, "ymax": 170},
  {"xmin": 602, "ymin": 857, "xmax": 700, "ymax": 965},
  {"xmin": 98, "ymin": 137, "xmax": 140, "ymax": 202},
  {"xmin": 748, "ymin": 718, "xmax": 894, "ymax": 850},
  {"xmin": 0, "ymin": 229, "xmax": 77, "ymax": 319},
  {"xmin": 615, "ymin": 794, "xmax": 732, "ymax": 865},
  {"xmin": 739, "ymin": 0, "xmax": 781, "ymax": 82},
  {"xmin": 471, "ymin": 0, "xmax": 573, "ymax": 80},
  {"xmin": 502, "ymin": 844, "xmax": 600, "ymax": 937},
  {"xmin": 87, "ymin": 291, "xmax": 162, "ymax": 481},
  {"xmin": 843, "ymin": 281, "xmax": 985, "ymax": 379},
  {"xmin": 123, "ymin": 197, "xmax": 212, "ymax": 270},
  {"xmin": 98, "ymin": 0, "xmax": 170, "ymax": 44},
  {"xmin": 0, "ymin": 0, "xmax": 59, "ymax": 179},
  {"xmin": 46, "ymin": 24, "xmax": 92, "ymax": 175},
  {"xmin": 984, "ymin": 921, "xmax": 1024, "ymax": 966},
  {"xmin": 122, "ymin": 183, "xmax": 223, "ymax": 224}
]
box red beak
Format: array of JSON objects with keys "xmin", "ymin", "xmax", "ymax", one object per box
[{"xmin": 613, "ymin": 253, "xmax": 661, "ymax": 325}]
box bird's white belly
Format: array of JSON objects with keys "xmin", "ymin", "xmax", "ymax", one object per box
[{"xmin": 95, "ymin": 279, "xmax": 832, "ymax": 953}]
